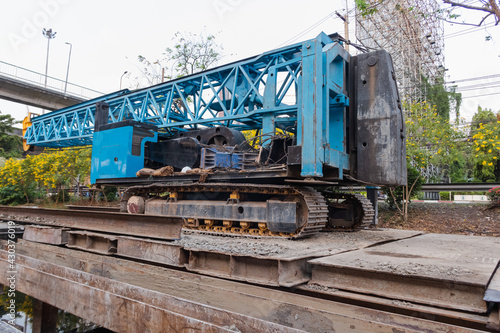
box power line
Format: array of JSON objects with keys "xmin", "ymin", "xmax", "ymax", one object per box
[
  {"xmin": 461, "ymin": 91, "xmax": 500, "ymax": 99},
  {"xmin": 276, "ymin": 12, "xmax": 339, "ymax": 48},
  {"xmin": 454, "ymin": 80, "xmax": 500, "ymax": 90},
  {"xmin": 447, "ymin": 73, "xmax": 500, "ymax": 84},
  {"xmin": 456, "ymin": 83, "xmax": 500, "ymax": 92},
  {"xmin": 443, "ymin": 22, "xmax": 496, "ymax": 39}
]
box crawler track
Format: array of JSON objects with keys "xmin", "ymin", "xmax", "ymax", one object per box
[
  {"xmin": 123, "ymin": 183, "xmax": 375, "ymax": 238},
  {"xmin": 124, "ymin": 183, "xmax": 330, "ymax": 239},
  {"xmin": 324, "ymin": 191, "xmax": 375, "ymax": 231}
]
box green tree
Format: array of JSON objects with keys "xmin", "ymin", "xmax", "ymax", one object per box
[
  {"xmin": 405, "ymin": 101, "xmax": 468, "ymax": 181},
  {"xmin": 387, "ymin": 100, "xmax": 469, "ymax": 220},
  {"xmin": 0, "ymin": 287, "xmax": 33, "ymax": 319},
  {"xmin": 134, "ymin": 31, "xmax": 223, "ymax": 87},
  {"xmin": 0, "ymin": 112, "xmax": 22, "ymax": 158},
  {"xmin": 427, "ymin": 81, "xmax": 451, "ymax": 120},
  {"xmin": 422, "ymin": 76, "xmax": 462, "ymax": 121},
  {"xmin": 472, "ymin": 106, "xmax": 497, "ymax": 129}
]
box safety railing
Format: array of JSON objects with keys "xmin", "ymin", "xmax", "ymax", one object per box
[{"xmin": 0, "ymin": 60, "xmax": 103, "ymax": 100}]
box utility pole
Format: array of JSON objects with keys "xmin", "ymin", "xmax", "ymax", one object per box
[{"xmin": 335, "ymin": 2, "xmax": 349, "ymax": 53}]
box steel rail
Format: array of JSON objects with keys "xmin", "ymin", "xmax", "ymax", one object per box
[
  {"xmin": 340, "ymin": 182, "xmax": 500, "ymax": 192},
  {"xmin": 421, "ymin": 182, "xmax": 500, "ymax": 191},
  {"xmin": 0, "ymin": 205, "xmax": 182, "ymax": 240}
]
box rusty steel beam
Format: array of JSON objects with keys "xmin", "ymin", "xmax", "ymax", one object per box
[
  {"xmin": 0, "ymin": 205, "xmax": 182, "ymax": 240},
  {"xmin": 65, "ymin": 205, "xmax": 120, "ymax": 212},
  {"xmin": 23, "ymin": 225, "xmax": 69, "ymax": 245},
  {"xmin": 187, "ymin": 249, "xmax": 311, "ymax": 287},
  {"xmin": 67, "ymin": 231, "xmax": 118, "ymax": 255},
  {"xmin": 297, "ymin": 284, "xmax": 490, "ymax": 330},
  {"xmin": 310, "ymin": 264, "xmax": 487, "ymax": 312},
  {"xmin": 117, "ymin": 236, "xmax": 188, "ymax": 267},
  {"xmin": 0, "ymin": 245, "xmax": 301, "ymax": 332},
  {"xmin": 0, "ymin": 258, "xmax": 245, "ymax": 332},
  {"xmin": 1, "ymin": 239, "xmax": 485, "ymax": 332}
]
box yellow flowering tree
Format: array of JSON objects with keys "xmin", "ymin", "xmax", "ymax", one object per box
[
  {"xmin": 0, "ymin": 158, "xmax": 36, "ymax": 204},
  {"xmin": 471, "ymin": 113, "xmax": 500, "ymax": 182},
  {"xmin": 0, "ymin": 147, "xmax": 91, "ymax": 205}
]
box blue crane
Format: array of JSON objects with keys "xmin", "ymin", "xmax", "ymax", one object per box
[{"xmin": 23, "ymin": 32, "xmax": 406, "ymax": 238}]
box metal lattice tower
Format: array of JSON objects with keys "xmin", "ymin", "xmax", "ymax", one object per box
[{"xmin": 355, "ymin": 0, "xmax": 445, "ymax": 104}]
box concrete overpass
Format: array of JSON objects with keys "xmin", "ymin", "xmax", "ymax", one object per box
[{"xmin": 0, "ymin": 60, "xmax": 103, "ymax": 111}]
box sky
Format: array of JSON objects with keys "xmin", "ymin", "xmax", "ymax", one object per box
[{"xmin": 0, "ymin": 0, "xmax": 499, "ymax": 127}]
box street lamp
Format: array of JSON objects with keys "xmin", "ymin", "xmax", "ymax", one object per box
[
  {"xmin": 42, "ymin": 28, "xmax": 56, "ymax": 88},
  {"xmin": 64, "ymin": 42, "xmax": 72, "ymax": 95},
  {"xmin": 42, "ymin": 28, "xmax": 56, "ymax": 115},
  {"xmin": 120, "ymin": 71, "xmax": 128, "ymax": 89}
]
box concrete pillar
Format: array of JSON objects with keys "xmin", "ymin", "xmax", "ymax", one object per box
[
  {"xmin": 366, "ymin": 186, "xmax": 379, "ymax": 225},
  {"xmin": 32, "ymin": 298, "xmax": 58, "ymax": 333}
]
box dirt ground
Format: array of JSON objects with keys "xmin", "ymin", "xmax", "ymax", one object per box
[{"xmin": 377, "ymin": 202, "xmax": 500, "ymax": 237}]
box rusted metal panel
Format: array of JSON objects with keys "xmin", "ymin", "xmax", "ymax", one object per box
[
  {"xmin": 117, "ymin": 236, "xmax": 188, "ymax": 267},
  {"xmin": 1, "ymin": 240, "xmax": 483, "ymax": 332},
  {"xmin": 0, "ymin": 205, "xmax": 183, "ymax": 240},
  {"xmin": 351, "ymin": 50, "xmax": 406, "ymax": 187},
  {"xmin": 309, "ymin": 233, "xmax": 500, "ymax": 313},
  {"xmin": 23, "ymin": 225, "xmax": 69, "ymax": 245},
  {"xmin": 67, "ymin": 231, "xmax": 117, "ymax": 254},
  {"xmin": 311, "ymin": 264, "xmax": 486, "ymax": 313}
]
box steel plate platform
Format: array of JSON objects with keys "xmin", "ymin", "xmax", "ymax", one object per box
[
  {"xmin": 308, "ymin": 233, "xmax": 500, "ymax": 314},
  {"xmin": 179, "ymin": 229, "xmax": 421, "ymax": 287},
  {"xmin": 1, "ymin": 238, "xmax": 490, "ymax": 332}
]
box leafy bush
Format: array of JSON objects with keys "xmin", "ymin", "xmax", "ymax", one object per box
[
  {"xmin": 487, "ymin": 186, "xmax": 500, "ymax": 207},
  {"xmin": 455, "ymin": 191, "xmax": 486, "ymax": 195},
  {"xmin": 384, "ymin": 163, "xmax": 423, "ymax": 209},
  {"xmin": 51, "ymin": 189, "xmax": 70, "ymax": 203},
  {"xmin": 439, "ymin": 192, "xmax": 450, "ymax": 201},
  {"xmin": 103, "ymin": 186, "xmax": 118, "ymax": 202},
  {"xmin": 0, "ymin": 183, "xmax": 40, "ymax": 205}
]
